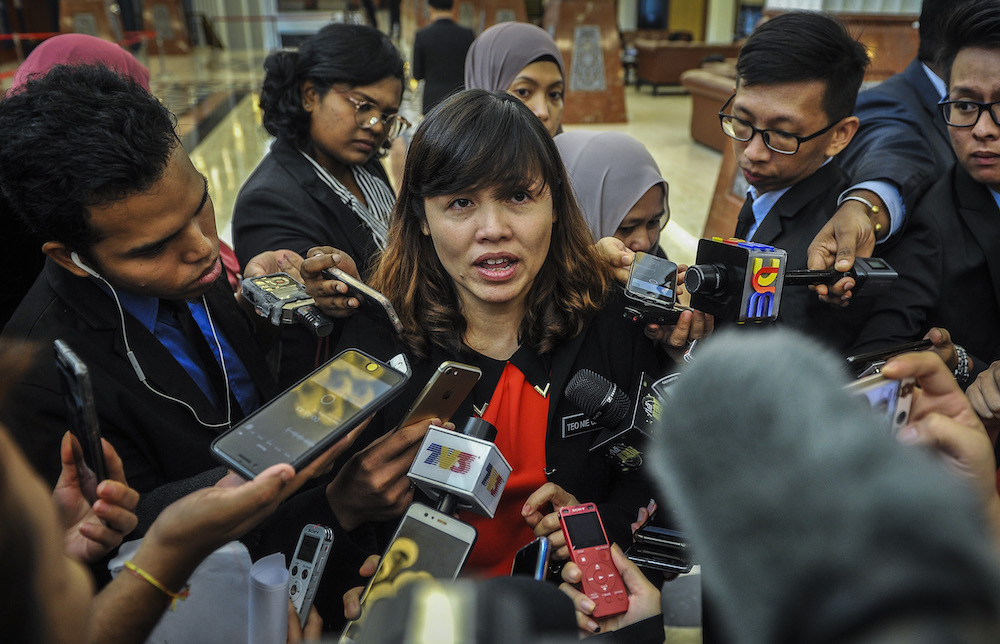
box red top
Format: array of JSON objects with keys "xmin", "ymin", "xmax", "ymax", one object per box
[{"xmin": 462, "ymin": 361, "xmax": 550, "ymax": 576}]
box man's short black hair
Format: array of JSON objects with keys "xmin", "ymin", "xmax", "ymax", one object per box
[
  {"xmin": 918, "ymin": 0, "xmax": 980, "ymax": 64},
  {"xmin": 0, "ymin": 64, "xmax": 177, "ymax": 254},
  {"xmin": 428, "ymin": 0, "xmax": 454, "ymax": 10},
  {"xmin": 736, "ymin": 11, "xmax": 870, "ymax": 123},
  {"xmin": 939, "ymin": 1, "xmax": 1000, "ymax": 87}
]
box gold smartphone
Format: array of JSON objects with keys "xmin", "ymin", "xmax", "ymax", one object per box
[{"xmin": 396, "ymin": 361, "xmax": 481, "ymax": 429}]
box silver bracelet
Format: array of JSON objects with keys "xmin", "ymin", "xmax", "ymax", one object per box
[{"xmin": 953, "ymin": 344, "xmax": 971, "ymax": 387}]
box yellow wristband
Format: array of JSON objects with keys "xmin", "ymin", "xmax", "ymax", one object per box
[{"xmin": 124, "ymin": 560, "xmax": 190, "ymax": 610}]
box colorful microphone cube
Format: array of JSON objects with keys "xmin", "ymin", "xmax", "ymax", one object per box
[
  {"xmin": 688, "ymin": 238, "xmax": 787, "ymax": 323},
  {"xmin": 408, "ymin": 425, "xmax": 512, "ymax": 518}
]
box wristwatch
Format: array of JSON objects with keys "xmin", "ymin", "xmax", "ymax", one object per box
[{"xmin": 953, "ymin": 344, "xmax": 971, "ymax": 387}]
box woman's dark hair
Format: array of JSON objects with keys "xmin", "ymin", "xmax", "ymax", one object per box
[
  {"xmin": 370, "ymin": 89, "xmax": 612, "ymax": 359},
  {"xmin": 259, "ymin": 23, "xmax": 405, "ymax": 148}
]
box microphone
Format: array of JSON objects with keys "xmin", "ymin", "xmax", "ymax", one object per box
[
  {"xmin": 649, "ymin": 329, "xmax": 1000, "ymax": 642},
  {"xmin": 564, "ymin": 369, "xmax": 658, "ymax": 469},
  {"xmin": 685, "ymin": 238, "xmax": 897, "ymax": 323},
  {"xmin": 407, "ymin": 417, "xmax": 512, "ymax": 518},
  {"xmin": 564, "ymin": 368, "xmax": 631, "ymax": 429}
]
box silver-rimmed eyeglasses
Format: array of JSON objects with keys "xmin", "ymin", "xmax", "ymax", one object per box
[
  {"xmin": 717, "ymin": 94, "xmax": 838, "ymax": 155},
  {"xmin": 335, "ymin": 89, "xmax": 411, "ymax": 140},
  {"xmin": 939, "ymin": 99, "xmax": 1000, "ymax": 128}
]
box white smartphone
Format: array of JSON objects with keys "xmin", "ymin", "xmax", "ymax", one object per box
[
  {"xmin": 845, "ymin": 373, "xmax": 915, "ymax": 435},
  {"xmin": 396, "ymin": 361, "xmax": 481, "ymax": 429},
  {"xmin": 339, "ymin": 502, "xmax": 478, "ymax": 643},
  {"xmin": 211, "ymin": 349, "xmax": 408, "ymax": 479},
  {"xmin": 289, "ymin": 524, "xmax": 334, "ymax": 627}
]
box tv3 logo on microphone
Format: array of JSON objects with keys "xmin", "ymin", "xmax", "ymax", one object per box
[
  {"xmin": 424, "ymin": 443, "xmax": 478, "ymax": 473},
  {"xmin": 422, "ymin": 444, "xmax": 505, "ymax": 497},
  {"xmin": 746, "ymin": 255, "xmax": 780, "ymax": 320}
]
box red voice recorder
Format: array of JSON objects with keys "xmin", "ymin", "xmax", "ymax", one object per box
[{"xmin": 559, "ymin": 503, "xmax": 629, "ymax": 619}]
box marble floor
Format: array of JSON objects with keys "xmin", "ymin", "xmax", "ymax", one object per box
[{"xmin": 4, "ymin": 42, "xmax": 723, "ymax": 267}]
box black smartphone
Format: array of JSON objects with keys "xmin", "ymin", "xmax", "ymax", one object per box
[
  {"xmin": 339, "ymin": 502, "xmax": 478, "ymax": 643},
  {"xmin": 511, "ymin": 536, "xmax": 551, "ymax": 580},
  {"xmin": 322, "ymin": 267, "xmax": 404, "ymax": 336},
  {"xmin": 54, "ymin": 339, "xmax": 107, "ymax": 504},
  {"xmin": 626, "ymin": 525, "xmax": 692, "ymax": 574},
  {"xmin": 845, "ymin": 338, "xmax": 933, "ymax": 370},
  {"xmin": 211, "ymin": 349, "xmax": 408, "ymax": 479}
]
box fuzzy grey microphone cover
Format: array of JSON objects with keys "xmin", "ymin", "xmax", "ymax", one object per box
[{"xmin": 651, "ymin": 330, "xmax": 1000, "ymax": 643}]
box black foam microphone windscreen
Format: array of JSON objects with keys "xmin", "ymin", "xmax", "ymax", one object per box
[
  {"xmin": 565, "ymin": 369, "xmax": 630, "ymax": 428},
  {"xmin": 650, "ymin": 330, "xmax": 1000, "ymax": 644}
]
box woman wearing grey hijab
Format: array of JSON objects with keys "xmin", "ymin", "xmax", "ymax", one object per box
[
  {"xmin": 556, "ymin": 130, "xmax": 669, "ymax": 255},
  {"xmin": 464, "ymin": 22, "xmax": 565, "ymax": 136}
]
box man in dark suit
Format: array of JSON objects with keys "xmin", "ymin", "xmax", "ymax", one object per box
[
  {"xmin": 807, "ymin": 0, "xmax": 977, "ymax": 295},
  {"xmin": 721, "ymin": 11, "xmax": 932, "ymax": 354},
  {"xmin": 412, "ymin": 0, "xmax": 475, "ymax": 116},
  {"xmin": 899, "ymin": 2, "xmax": 1000, "ymax": 390},
  {"xmin": 0, "ymin": 65, "xmax": 428, "ymax": 622}
]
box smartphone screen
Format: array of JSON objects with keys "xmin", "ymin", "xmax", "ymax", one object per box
[
  {"xmin": 627, "ymin": 252, "xmax": 678, "ymax": 308},
  {"xmin": 54, "ymin": 339, "xmax": 107, "ymax": 501},
  {"xmin": 340, "ymin": 503, "xmax": 477, "ymax": 643},
  {"xmin": 212, "ymin": 349, "xmax": 407, "ymax": 478}
]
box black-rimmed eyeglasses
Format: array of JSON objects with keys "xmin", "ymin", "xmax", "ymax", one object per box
[
  {"xmin": 717, "ymin": 94, "xmax": 838, "ymax": 155},
  {"xmin": 939, "ymin": 99, "xmax": 1000, "ymax": 128},
  {"xmin": 335, "ymin": 89, "xmax": 411, "ymax": 140}
]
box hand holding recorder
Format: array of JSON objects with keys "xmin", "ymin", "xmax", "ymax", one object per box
[
  {"xmin": 558, "ymin": 503, "xmax": 629, "ymax": 620},
  {"xmin": 559, "ymin": 543, "xmax": 661, "ymax": 636}
]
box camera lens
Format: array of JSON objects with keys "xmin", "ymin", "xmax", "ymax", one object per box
[{"xmin": 686, "ymin": 264, "xmax": 725, "ymax": 296}]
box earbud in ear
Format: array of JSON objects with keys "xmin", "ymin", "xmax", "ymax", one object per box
[{"xmin": 70, "ymin": 252, "xmax": 100, "ymax": 278}]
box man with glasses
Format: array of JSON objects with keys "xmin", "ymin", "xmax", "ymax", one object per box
[
  {"xmin": 898, "ymin": 1, "xmax": 1000, "ymax": 394},
  {"xmin": 807, "ymin": 0, "xmax": 978, "ymax": 302},
  {"xmin": 718, "ymin": 11, "xmax": 928, "ymax": 352}
]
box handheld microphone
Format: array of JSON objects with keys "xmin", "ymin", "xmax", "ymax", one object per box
[
  {"xmin": 407, "ymin": 417, "xmax": 512, "ymax": 518},
  {"xmin": 685, "ymin": 238, "xmax": 898, "ymax": 323},
  {"xmin": 564, "ymin": 369, "xmax": 658, "ymax": 471},
  {"xmin": 650, "ymin": 330, "xmax": 1000, "ymax": 643}
]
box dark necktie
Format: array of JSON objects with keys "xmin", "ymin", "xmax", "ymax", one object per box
[
  {"xmin": 163, "ymin": 299, "xmax": 244, "ymax": 423},
  {"xmin": 734, "ymin": 194, "xmax": 755, "ymax": 240}
]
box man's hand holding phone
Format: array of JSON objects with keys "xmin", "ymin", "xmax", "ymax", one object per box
[
  {"xmin": 54, "ymin": 431, "xmax": 139, "ymax": 564},
  {"xmin": 326, "ymin": 417, "xmax": 452, "ymax": 532},
  {"xmin": 881, "ymin": 351, "xmax": 1000, "ymax": 546},
  {"xmin": 299, "ymin": 246, "xmax": 364, "ymax": 317}
]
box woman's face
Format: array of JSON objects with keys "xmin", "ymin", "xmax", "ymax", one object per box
[
  {"xmin": 1, "ymin": 430, "xmax": 94, "ymax": 643},
  {"xmin": 303, "ymin": 76, "xmax": 403, "ymax": 173},
  {"xmin": 614, "ymin": 184, "xmax": 667, "ymax": 253},
  {"xmin": 421, "ymin": 180, "xmax": 555, "ymax": 315},
  {"xmin": 506, "ymin": 61, "xmax": 564, "ymax": 137}
]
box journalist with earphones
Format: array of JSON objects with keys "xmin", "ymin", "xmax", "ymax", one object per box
[{"xmin": 0, "ymin": 64, "xmax": 400, "ymax": 623}]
